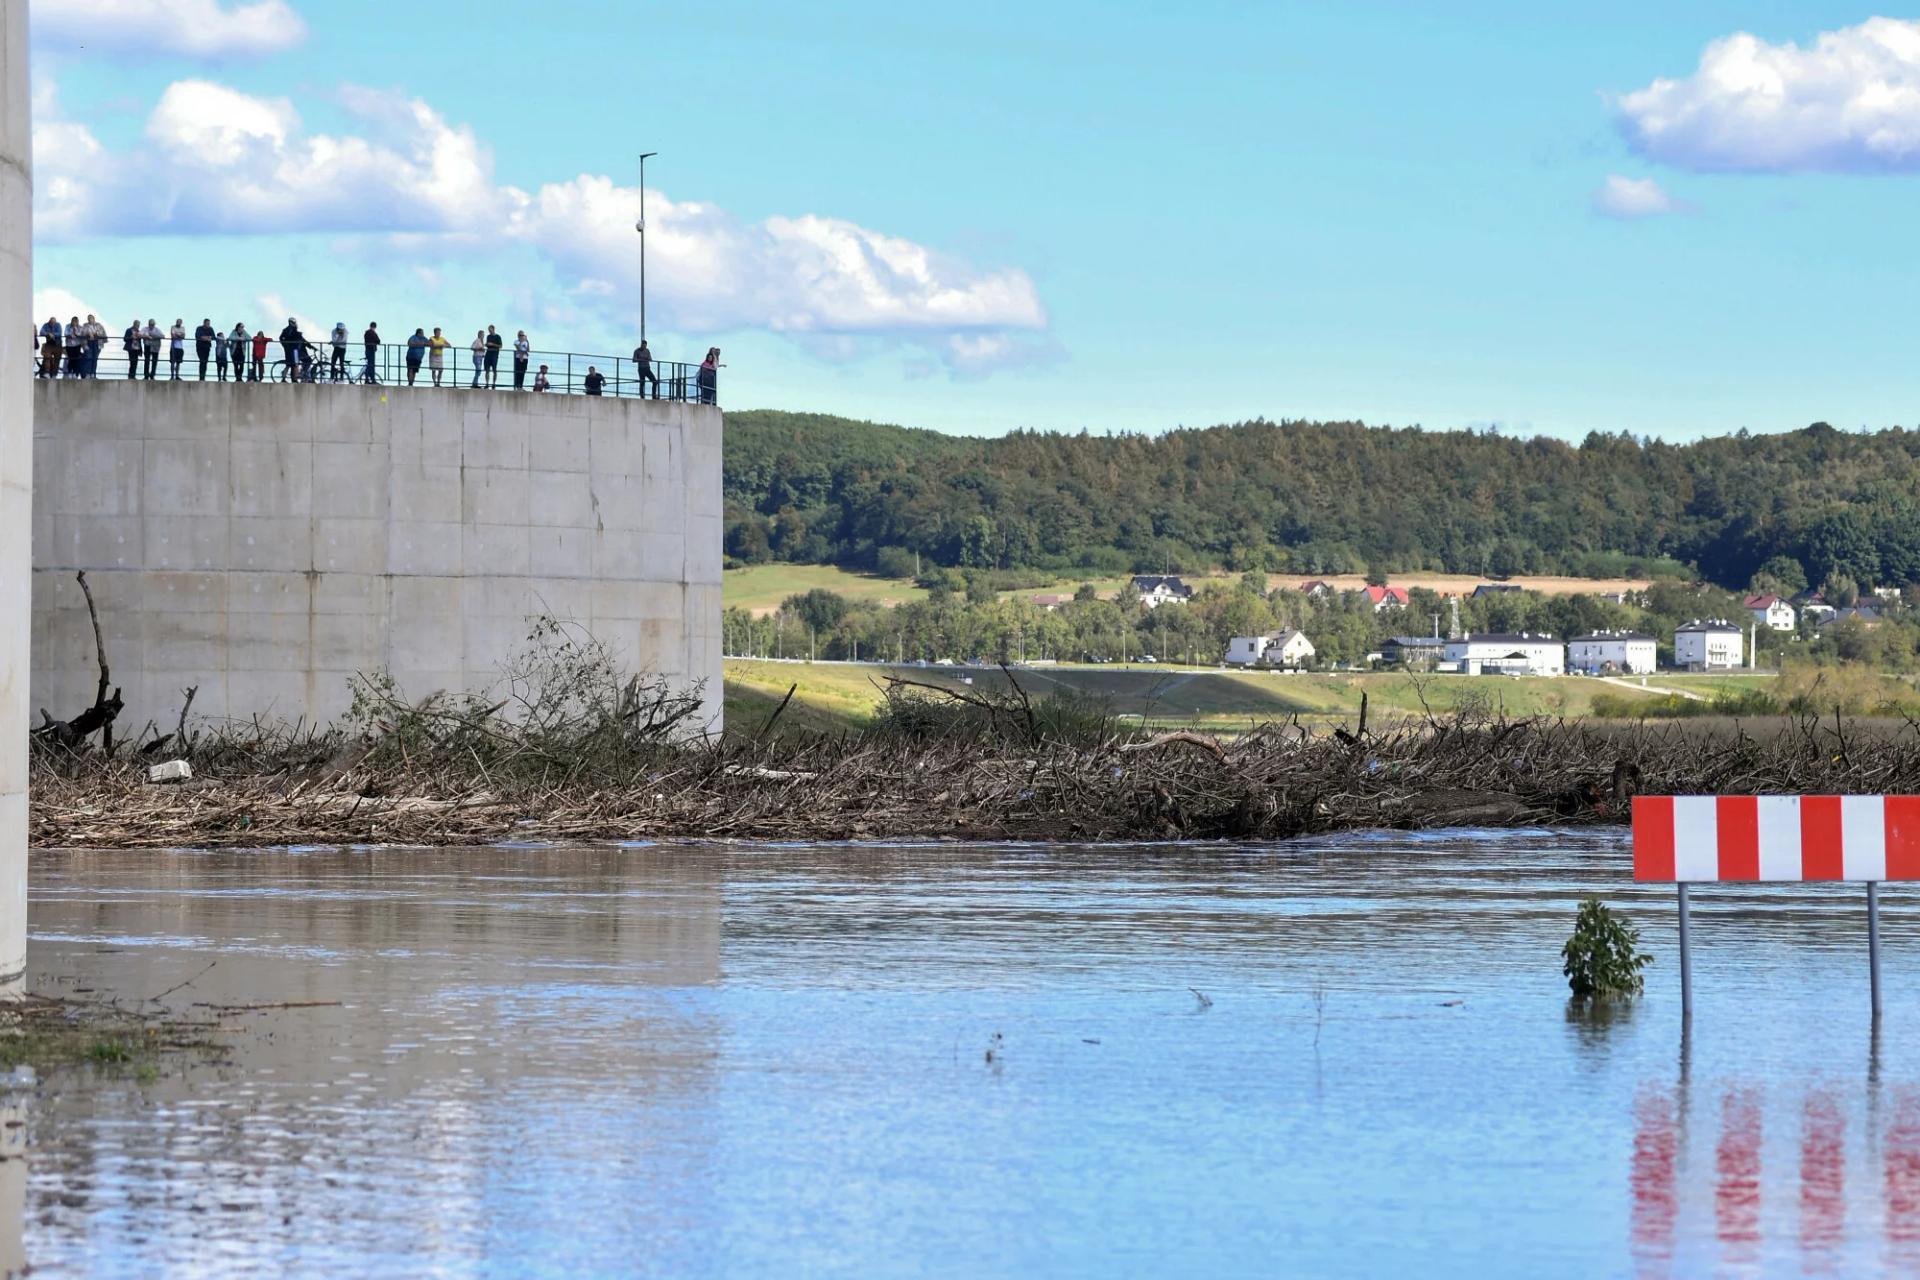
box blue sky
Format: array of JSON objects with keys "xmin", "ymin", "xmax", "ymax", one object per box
[{"xmin": 26, "ymin": 2, "xmax": 1920, "ymax": 439}]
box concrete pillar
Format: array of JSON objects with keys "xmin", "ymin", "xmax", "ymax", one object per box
[{"xmin": 0, "ymin": 0, "xmax": 31, "ymax": 988}]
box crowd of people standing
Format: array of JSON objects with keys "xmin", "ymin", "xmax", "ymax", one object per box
[{"xmin": 32, "ymin": 312, "xmax": 721, "ymax": 404}]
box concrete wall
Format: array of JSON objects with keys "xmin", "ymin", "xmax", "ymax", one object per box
[
  {"xmin": 30, "ymin": 381, "xmax": 723, "ymax": 735},
  {"xmin": 0, "ymin": 1, "xmax": 32, "ymax": 983}
]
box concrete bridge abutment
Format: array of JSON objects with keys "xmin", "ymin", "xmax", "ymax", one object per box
[{"xmin": 30, "ymin": 381, "xmax": 723, "ymax": 738}]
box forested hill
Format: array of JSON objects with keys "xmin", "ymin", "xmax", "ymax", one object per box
[{"xmin": 721, "ymin": 410, "xmax": 1920, "ymax": 590}]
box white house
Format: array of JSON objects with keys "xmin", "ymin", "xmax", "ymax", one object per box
[
  {"xmin": 1130, "ymin": 575, "xmax": 1194, "ymax": 608},
  {"xmin": 1674, "ymin": 619, "xmax": 1743, "ymax": 671},
  {"xmin": 1225, "ymin": 630, "xmax": 1314, "ymax": 669},
  {"xmin": 1443, "ymin": 632, "xmax": 1564, "ymax": 676},
  {"xmin": 1794, "ymin": 591, "xmax": 1836, "ymax": 623},
  {"xmin": 1743, "ymin": 593, "xmax": 1796, "ymax": 632},
  {"xmin": 1566, "ymin": 630, "xmax": 1657, "ymax": 676},
  {"xmin": 1359, "ymin": 585, "xmax": 1409, "ymax": 612}
]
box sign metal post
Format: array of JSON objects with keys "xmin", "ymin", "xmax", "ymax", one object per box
[
  {"xmin": 1676, "ymin": 882, "xmax": 1692, "ymax": 1021},
  {"xmin": 1870, "ymin": 881, "xmax": 1883, "ymax": 1021}
]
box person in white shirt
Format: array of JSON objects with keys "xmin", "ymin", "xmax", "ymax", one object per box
[
  {"xmin": 512, "ymin": 330, "xmax": 531, "ymax": 389},
  {"xmin": 469, "ymin": 330, "xmax": 486, "ymax": 388},
  {"xmin": 330, "ymin": 322, "xmax": 348, "ymax": 380},
  {"xmin": 142, "ymin": 320, "xmax": 162, "ymax": 380},
  {"xmin": 61, "ymin": 317, "xmax": 82, "ymax": 378},
  {"xmin": 168, "ymin": 319, "xmax": 186, "ymax": 380},
  {"xmin": 228, "ymin": 324, "xmax": 249, "ymax": 381},
  {"xmin": 84, "ymin": 314, "xmax": 105, "ymax": 377}
]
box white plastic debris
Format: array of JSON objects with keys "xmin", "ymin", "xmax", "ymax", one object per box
[
  {"xmin": 1, "ymin": 1066, "xmax": 35, "ymax": 1091},
  {"xmin": 147, "ymin": 759, "xmax": 193, "ymax": 784}
]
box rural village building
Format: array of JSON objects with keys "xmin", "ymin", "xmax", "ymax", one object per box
[
  {"xmin": 1359, "ymin": 585, "xmax": 1409, "ymax": 611},
  {"xmin": 1674, "ymin": 619, "xmax": 1743, "ymax": 671},
  {"xmin": 1743, "ymin": 593, "xmax": 1796, "ymax": 631},
  {"xmin": 1821, "ymin": 605, "xmax": 1883, "ymax": 628},
  {"xmin": 1794, "ymin": 591, "xmax": 1836, "ymax": 623},
  {"xmin": 1130, "ymin": 576, "xmax": 1194, "ymax": 608},
  {"xmin": 1566, "ymin": 630, "xmax": 1657, "ymax": 675},
  {"xmin": 1382, "ymin": 635, "xmax": 1447, "ymax": 669},
  {"xmin": 1225, "ymin": 629, "xmax": 1315, "ymax": 669},
  {"xmin": 1443, "ymin": 633, "xmax": 1564, "ymax": 677},
  {"xmin": 1297, "ymin": 580, "xmax": 1334, "ymax": 598}
]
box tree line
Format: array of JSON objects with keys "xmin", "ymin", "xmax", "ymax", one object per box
[{"xmin": 723, "ymin": 412, "xmax": 1920, "ymax": 591}]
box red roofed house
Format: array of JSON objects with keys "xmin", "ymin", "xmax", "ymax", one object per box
[
  {"xmin": 1743, "ymin": 593, "xmax": 1796, "ymax": 632},
  {"xmin": 1360, "ymin": 585, "xmax": 1409, "ymax": 612},
  {"xmin": 1298, "ymin": 580, "xmax": 1334, "ymax": 598}
]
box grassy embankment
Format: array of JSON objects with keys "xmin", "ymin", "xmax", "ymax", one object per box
[{"xmin": 722, "ymin": 659, "xmax": 1776, "ymax": 735}]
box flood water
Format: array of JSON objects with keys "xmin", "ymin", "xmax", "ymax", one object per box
[{"xmin": 11, "ymin": 832, "xmax": 1920, "ymax": 1275}]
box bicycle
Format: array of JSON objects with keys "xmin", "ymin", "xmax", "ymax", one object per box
[{"xmin": 274, "ymin": 352, "xmax": 358, "ymax": 385}]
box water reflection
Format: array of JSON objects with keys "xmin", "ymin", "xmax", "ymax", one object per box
[{"xmin": 16, "ymin": 833, "xmax": 1920, "ymax": 1275}]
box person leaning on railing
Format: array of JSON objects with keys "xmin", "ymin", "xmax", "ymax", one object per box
[
  {"xmin": 698, "ymin": 346, "xmax": 720, "ymax": 405},
  {"xmin": 35, "ymin": 318, "xmax": 58, "ymax": 378},
  {"xmin": 405, "ymin": 328, "xmax": 426, "ymax": 384},
  {"xmin": 194, "ymin": 318, "xmax": 215, "ymax": 379},
  {"xmin": 228, "ymin": 323, "xmax": 249, "ymax": 380},
  {"xmin": 363, "ymin": 322, "xmax": 381, "ymax": 384},
  {"xmin": 512, "ymin": 330, "xmax": 530, "ymax": 389},
  {"xmin": 85, "ymin": 314, "xmax": 105, "ymax": 376},
  {"xmin": 213, "ymin": 323, "xmax": 229, "ymax": 380},
  {"xmin": 250, "ymin": 326, "xmax": 269, "ymax": 381},
  {"xmin": 142, "ymin": 319, "xmax": 162, "ymax": 380}
]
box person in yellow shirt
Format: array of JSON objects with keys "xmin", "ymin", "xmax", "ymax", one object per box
[{"xmin": 427, "ymin": 327, "xmax": 450, "ymax": 386}]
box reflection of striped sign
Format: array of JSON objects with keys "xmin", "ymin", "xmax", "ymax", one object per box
[{"xmin": 1634, "ymin": 795, "xmax": 1920, "ymax": 882}]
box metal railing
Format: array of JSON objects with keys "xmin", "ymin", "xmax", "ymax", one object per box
[{"xmin": 32, "ymin": 328, "xmax": 721, "ymax": 405}]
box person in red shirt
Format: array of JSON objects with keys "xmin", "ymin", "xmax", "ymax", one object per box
[{"xmin": 250, "ymin": 327, "xmax": 270, "ymax": 382}]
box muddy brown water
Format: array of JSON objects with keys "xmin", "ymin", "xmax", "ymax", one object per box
[{"xmin": 9, "ymin": 834, "xmax": 1920, "ymax": 1275}]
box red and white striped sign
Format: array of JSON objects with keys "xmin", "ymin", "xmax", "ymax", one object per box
[{"xmin": 1634, "ymin": 795, "xmax": 1920, "ymax": 882}]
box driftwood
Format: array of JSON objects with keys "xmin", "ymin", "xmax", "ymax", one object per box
[
  {"xmin": 31, "ymin": 571, "xmax": 125, "ymax": 754},
  {"xmin": 30, "ymin": 709, "xmax": 1920, "ymax": 849}
]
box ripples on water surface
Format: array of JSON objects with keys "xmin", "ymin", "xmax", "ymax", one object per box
[{"xmin": 16, "ymin": 831, "xmax": 1920, "ymax": 1275}]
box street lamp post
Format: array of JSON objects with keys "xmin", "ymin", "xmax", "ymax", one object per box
[{"xmin": 636, "ymin": 151, "xmax": 658, "ymax": 344}]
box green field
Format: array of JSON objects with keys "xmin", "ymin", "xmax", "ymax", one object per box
[
  {"xmin": 721, "ymin": 660, "xmax": 1779, "ymax": 734},
  {"xmin": 723, "ymin": 564, "xmax": 929, "ymax": 614}
]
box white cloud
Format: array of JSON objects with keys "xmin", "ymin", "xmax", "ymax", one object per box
[
  {"xmin": 1591, "ymin": 174, "xmax": 1684, "ymax": 219},
  {"xmin": 31, "ymin": 78, "xmax": 1050, "ymax": 371},
  {"xmin": 1618, "ymin": 18, "xmax": 1920, "ymax": 172},
  {"xmin": 33, "ymin": 0, "xmax": 307, "ymax": 60},
  {"xmin": 507, "ymin": 176, "xmax": 1046, "ymax": 341},
  {"xmin": 256, "ymin": 294, "xmax": 324, "ymax": 346},
  {"xmin": 31, "ymin": 287, "xmax": 98, "ymax": 324}
]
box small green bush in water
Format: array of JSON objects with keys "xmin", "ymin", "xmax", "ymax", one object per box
[{"xmin": 1562, "ymin": 897, "xmax": 1652, "ymax": 999}]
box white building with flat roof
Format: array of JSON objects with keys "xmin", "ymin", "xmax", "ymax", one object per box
[
  {"xmin": 1443, "ymin": 633, "xmax": 1563, "ymax": 676},
  {"xmin": 1674, "ymin": 620, "xmax": 1743, "ymax": 671},
  {"xmin": 1567, "ymin": 631, "xmax": 1657, "ymax": 675}
]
